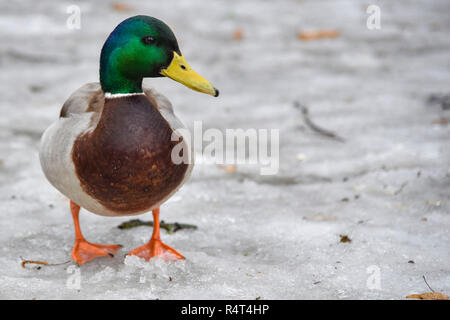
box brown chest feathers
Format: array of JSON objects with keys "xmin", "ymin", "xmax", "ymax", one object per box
[{"xmin": 72, "ymin": 95, "xmax": 188, "ymax": 214}]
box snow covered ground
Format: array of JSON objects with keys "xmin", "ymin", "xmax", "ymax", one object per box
[{"xmin": 0, "ymin": 0, "xmax": 449, "ymax": 299}]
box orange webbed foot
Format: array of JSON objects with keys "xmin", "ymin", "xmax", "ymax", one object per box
[
  {"xmin": 72, "ymin": 240, "xmax": 122, "ymax": 265},
  {"xmin": 127, "ymin": 239, "xmax": 184, "ymax": 261},
  {"xmin": 127, "ymin": 207, "xmax": 185, "ymax": 262}
]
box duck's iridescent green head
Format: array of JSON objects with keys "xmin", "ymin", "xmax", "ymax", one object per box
[{"xmin": 100, "ymin": 15, "xmax": 218, "ymax": 96}]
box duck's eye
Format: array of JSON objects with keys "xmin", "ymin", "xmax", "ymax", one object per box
[{"xmin": 142, "ymin": 36, "xmax": 156, "ymax": 45}]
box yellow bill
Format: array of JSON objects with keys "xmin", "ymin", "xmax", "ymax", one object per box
[{"xmin": 161, "ymin": 52, "xmax": 219, "ymax": 97}]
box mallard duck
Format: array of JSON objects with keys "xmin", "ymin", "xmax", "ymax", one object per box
[{"xmin": 39, "ymin": 15, "xmax": 218, "ymax": 264}]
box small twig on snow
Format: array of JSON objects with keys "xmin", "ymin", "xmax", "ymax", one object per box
[
  {"xmin": 293, "ymin": 101, "xmax": 345, "ymax": 142},
  {"xmin": 393, "ymin": 182, "xmax": 409, "ymax": 195},
  {"xmin": 423, "ymin": 275, "xmax": 435, "ymax": 292},
  {"xmin": 117, "ymin": 219, "xmax": 198, "ymax": 234},
  {"xmin": 20, "ymin": 256, "xmax": 70, "ymax": 269}
]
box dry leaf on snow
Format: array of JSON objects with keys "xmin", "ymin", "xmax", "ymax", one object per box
[
  {"xmin": 339, "ymin": 234, "xmax": 352, "ymax": 243},
  {"xmin": 217, "ymin": 164, "xmax": 237, "ymax": 173},
  {"xmin": 112, "ymin": 3, "xmax": 132, "ymax": 12},
  {"xmin": 233, "ymin": 29, "xmax": 244, "ymax": 40},
  {"xmin": 432, "ymin": 117, "xmax": 450, "ymax": 125},
  {"xmin": 406, "ymin": 292, "xmax": 449, "ymax": 300},
  {"xmin": 298, "ymin": 30, "xmax": 339, "ymax": 41}
]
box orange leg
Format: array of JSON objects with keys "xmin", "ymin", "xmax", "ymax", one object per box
[
  {"xmin": 127, "ymin": 208, "xmax": 185, "ymax": 261},
  {"xmin": 70, "ymin": 201, "xmax": 122, "ymax": 265}
]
